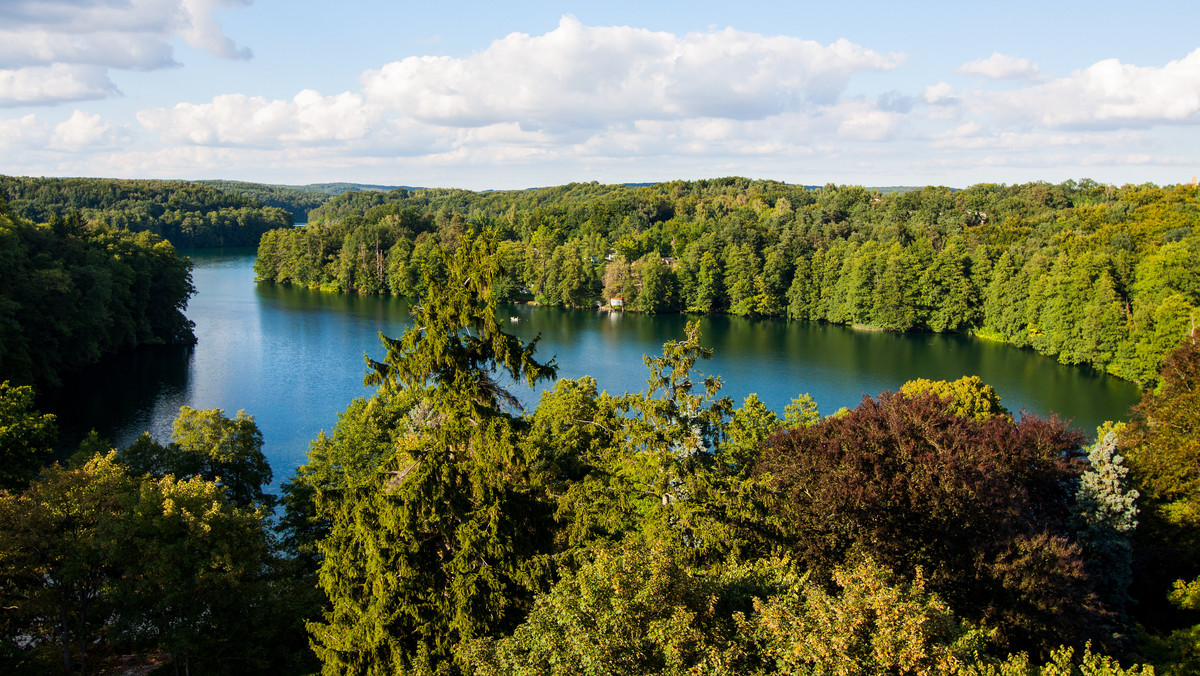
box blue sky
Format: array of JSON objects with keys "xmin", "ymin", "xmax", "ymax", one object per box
[{"xmin": 3, "ymin": 0, "xmax": 1200, "ymax": 189}]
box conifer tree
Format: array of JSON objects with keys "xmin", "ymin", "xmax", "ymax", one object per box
[
  {"xmin": 1074, "ymin": 429, "xmax": 1139, "ymax": 619},
  {"xmin": 308, "ymin": 236, "xmax": 559, "ymax": 675}
]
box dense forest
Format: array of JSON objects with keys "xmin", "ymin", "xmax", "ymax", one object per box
[
  {"xmin": 0, "ymin": 176, "xmax": 293, "ymax": 248},
  {"xmin": 2, "ymin": 237, "xmax": 1197, "ymax": 674},
  {"xmin": 254, "ymin": 178, "xmax": 1200, "ymax": 386},
  {"xmin": 197, "ymin": 180, "xmax": 401, "ymax": 222},
  {"xmin": 0, "ymin": 194, "xmax": 195, "ymax": 389}
]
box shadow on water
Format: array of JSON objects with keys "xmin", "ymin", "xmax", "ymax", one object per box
[{"xmin": 40, "ymin": 344, "xmax": 193, "ymax": 458}]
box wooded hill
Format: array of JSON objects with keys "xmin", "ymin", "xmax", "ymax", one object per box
[
  {"xmin": 197, "ymin": 180, "xmax": 403, "ymax": 222},
  {"xmin": 0, "ymin": 176, "xmax": 292, "ymax": 248},
  {"xmin": 0, "ymin": 194, "xmax": 196, "ymax": 389},
  {"xmin": 254, "ymin": 177, "xmax": 1200, "ymax": 386}
]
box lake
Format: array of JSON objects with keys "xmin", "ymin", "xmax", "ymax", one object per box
[{"xmin": 45, "ymin": 249, "xmax": 1143, "ymax": 485}]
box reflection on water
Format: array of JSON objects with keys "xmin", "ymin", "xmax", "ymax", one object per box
[{"xmin": 44, "ymin": 250, "xmax": 1142, "ymax": 485}]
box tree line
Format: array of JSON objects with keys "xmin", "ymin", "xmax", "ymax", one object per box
[
  {"xmin": 254, "ymin": 178, "xmax": 1199, "ymax": 386},
  {"xmin": 0, "ymin": 176, "xmax": 293, "ymax": 248},
  {"xmin": 197, "ymin": 180, "xmax": 402, "ymax": 223},
  {"xmin": 0, "ymin": 194, "xmax": 196, "ymax": 389},
  {"xmin": 5, "ymin": 237, "xmax": 1198, "ymax": 674}
]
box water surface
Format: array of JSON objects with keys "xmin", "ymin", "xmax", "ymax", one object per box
[{"xmin": 47, "ymin": 250, "xmax": 1142, "ymax": 484}]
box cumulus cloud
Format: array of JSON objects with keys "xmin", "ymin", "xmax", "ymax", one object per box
[
  {"xmin": 0, "ymin": 113, "xmax": 51, "ymax": 149},
  {"xmin": 131, "ymin": 16, "xmax": 907, "ymax": 171},
  {"xmin": 0, "ymin": 64, "xmax": 117, "ymax": 106},
  {"xmin": 51, "ymin": 109, "xmax": 131, "ymax": 148},
  {"xmin": 957, "ymin": 52, "xmax": 1041, "ymax": 81},
  {"xmin": 138, "ymin": 90, "xmax": 378, "ymax": 146},
  {"xmin": 923, "ymin": 81, "xmax": 958, "ymax": 105},
  {"xmin": 360, "ymin": 16, "xmax": 900, "ymax": 128},
  {"xmin": 967, "ymin": 48, "xmax": 1200, "ymax": 129},
  {"xmin": 0, "ymin": 0, "xmax": 252, "ymax": 106}
]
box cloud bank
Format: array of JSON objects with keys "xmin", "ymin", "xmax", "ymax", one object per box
[
  {"xmin": 0, "ymin": 0, "xmax": 252, "ymax": 106},
  {"xmin": 5, "ymin": 15, "xmax": 1200, "ymax": 186}
]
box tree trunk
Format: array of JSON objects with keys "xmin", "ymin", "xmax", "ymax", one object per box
[{"xmin": 58, "ymin": 600, "xmax": 72, "ymax": 676}]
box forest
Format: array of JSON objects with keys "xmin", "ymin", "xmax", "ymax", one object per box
[
  {"xmin": 0, "ymin": 195, "xmax": 196, "ymax": 389},
  {"xmin": 1, "ymin": 180, "xmax": 1199, "ymax": 675},
  {"xmin": 254, "ymin": 178, "xmax": 1200, "ymax": 386},
  {"xmin": 197, "ymin": 180, "xmax": 401, "ymax": 223},
  {"xmin": 0, "ymin": 176, "xmax": 294, "ymax": 248}
]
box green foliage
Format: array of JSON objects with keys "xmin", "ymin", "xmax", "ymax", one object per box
[
  {"xmin": 900, "ymin": 375, "xmax": 1009, "ymax": 420},
  {"xmin": 0, "ymin": 381, "xmax": 56, "ymax": 491},
  {"xmin": 0, "ymin": 196, "xmax": 195, "ymax": 388},
  {"xmin": 256, "ymin": 178, "xmax": 1200, "ymax": 386},
  {"xmin": 467, "ymin": 543, "xmax": 993, "ymax": 676},
  {"xmin": 0, "ymin": 451, "xmax": 284, "ymax": 674},
  {"xmin": 1, "ymin": 175, "xmax": 292, "ymax": 247},
  {"xmin": 751, "ymin": 557, "xmax": 990, "ymax": 675},
  {"xmin": 465, "ymin": 541, "xmax": 759, "ymax": 676},
  {"xmin": 962, "ymin": 644, "xmax": 1153, "ymax": 676},
  {"xmin": 308, "ymin": 236, "xmax": 560, "ymax": 674},
  {"xmin": 118, "ymin": 406, "xmax": 273, "ymax": 509},
  {"xmin": 1125, "ymin": 334, "xmax": 1200, "ymax": 544},
  {"xmin": 724, "ymin": 393, "xmax": 781, "ymax": 472},
  {"xmin": 781, "ymin": 393, "xmax": 821, "ymax": 429}
]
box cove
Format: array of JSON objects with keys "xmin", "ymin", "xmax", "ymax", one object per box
[{"xmin": 47, "ymin": 249, "xmax": 1142, "ymax": 484}]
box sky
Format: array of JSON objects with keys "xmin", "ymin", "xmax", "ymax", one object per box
[{"xmin": 2, "ymin": 0, "xmax": 1200, "ymax": 190}]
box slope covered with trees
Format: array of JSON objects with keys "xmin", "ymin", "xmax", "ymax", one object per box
[
  {"xmin": 0, "ymin": 176, "xmax": 292, "ymax": 248},
  {"xmin": 197, "ymin": 180, "xmax": 402, "ymax": 222},
  {"xmin": 255, "ymin": 178, "xmax": 1200, "ymax": 386},
  {"xmin": 0, "ymin": 194, "xmax": 196, "ymax": 389}
]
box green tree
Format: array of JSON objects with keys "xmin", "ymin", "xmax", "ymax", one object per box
[
  {"xmin": 118, "ymin": 406, "xmax": 272, "ymax": 509},
  {"xmin": 464, "ymin": 541, "xmax": 758, "ymax": 676},
  {"xmin": 0, "ymin": 381, "xmax": 56, "ymax": 492},
  {"xmin": 636, "ymin": 254, "xmax": 680, "ymax": 314},
  {"xmin": 308, "ymin": 236, "xmax": 559, "ymax": 674},
  {"xmin": 0, "ymin": 453, "xmax": 131, "ymax": 676},
  {"xmin": 1073, "ymin": 428, "xmax": 1138, "ymax": 620},
  {"xmin": 984, "ymin": 250, "xmax": 1026, "ymax": 340},
  {"xmin": 690, "ymin": 250, "xmax": 725, "ymax": 314},
  {"xmin": 725, "ymin": 243, "xmax": 761, "ymax": 316},
  {"xmin": 104, "ymin": 469, "xmax": 273, "ymax": 673},
  {"xmin": 899, "ymin": 375, "xmax": 1009, "ymax": 421}
]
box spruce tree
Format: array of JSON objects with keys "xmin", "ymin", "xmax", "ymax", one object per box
[{"xmin": 308, "ymin": 236, "xmax": 558, "ymax": 674}]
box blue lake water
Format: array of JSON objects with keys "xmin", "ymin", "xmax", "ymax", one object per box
[{"xmin": 46, "ymin": 249, "xmax": 1143, "ymax": 487}]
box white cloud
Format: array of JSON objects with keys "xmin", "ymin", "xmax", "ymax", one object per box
[
  {"xmin": 0, "ymin": 64, "xmax": 116, "ymax": 106},
  {"xmin": 970, "ymin": 48, "xmax": 1200, "ymax": 129},
  {"xmin": 931, "ymin": 125, "xmax": 1147, "ymax": 151},
  {"xmin": 139, "ymin": 90, "xmax": 378, "ymax": 146},
  {"xmin": 127, "ymin": 17, "xmax": 906, "ymax": 173},
  {"xmin": 180, "ymin": 0, "xmax": 254, "ymax": 60},
  {"xmin": 361, "ymin": 16, "xmax": 900, "ymax": 128},
  {"xmin": 923, "ymin": 81, "xmax": 957, "ymax": 105},
  {"xmin": 833, "ymin": 101, "xmax": 901, "ymax": 141},
  {"xmin": 0, "ymin": 113, "xmax": 51, "ymax": 149},
  {"xmin": 957, "ymin": 52, "xmax": 1041, "ymax": 81},
  {"xmin": 0, "ymin": 0, "xmax": 252, "ymax": 106},
  {"xmin": 51, "ymin": 110, "xmax": 131, "ymax": 148}
]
